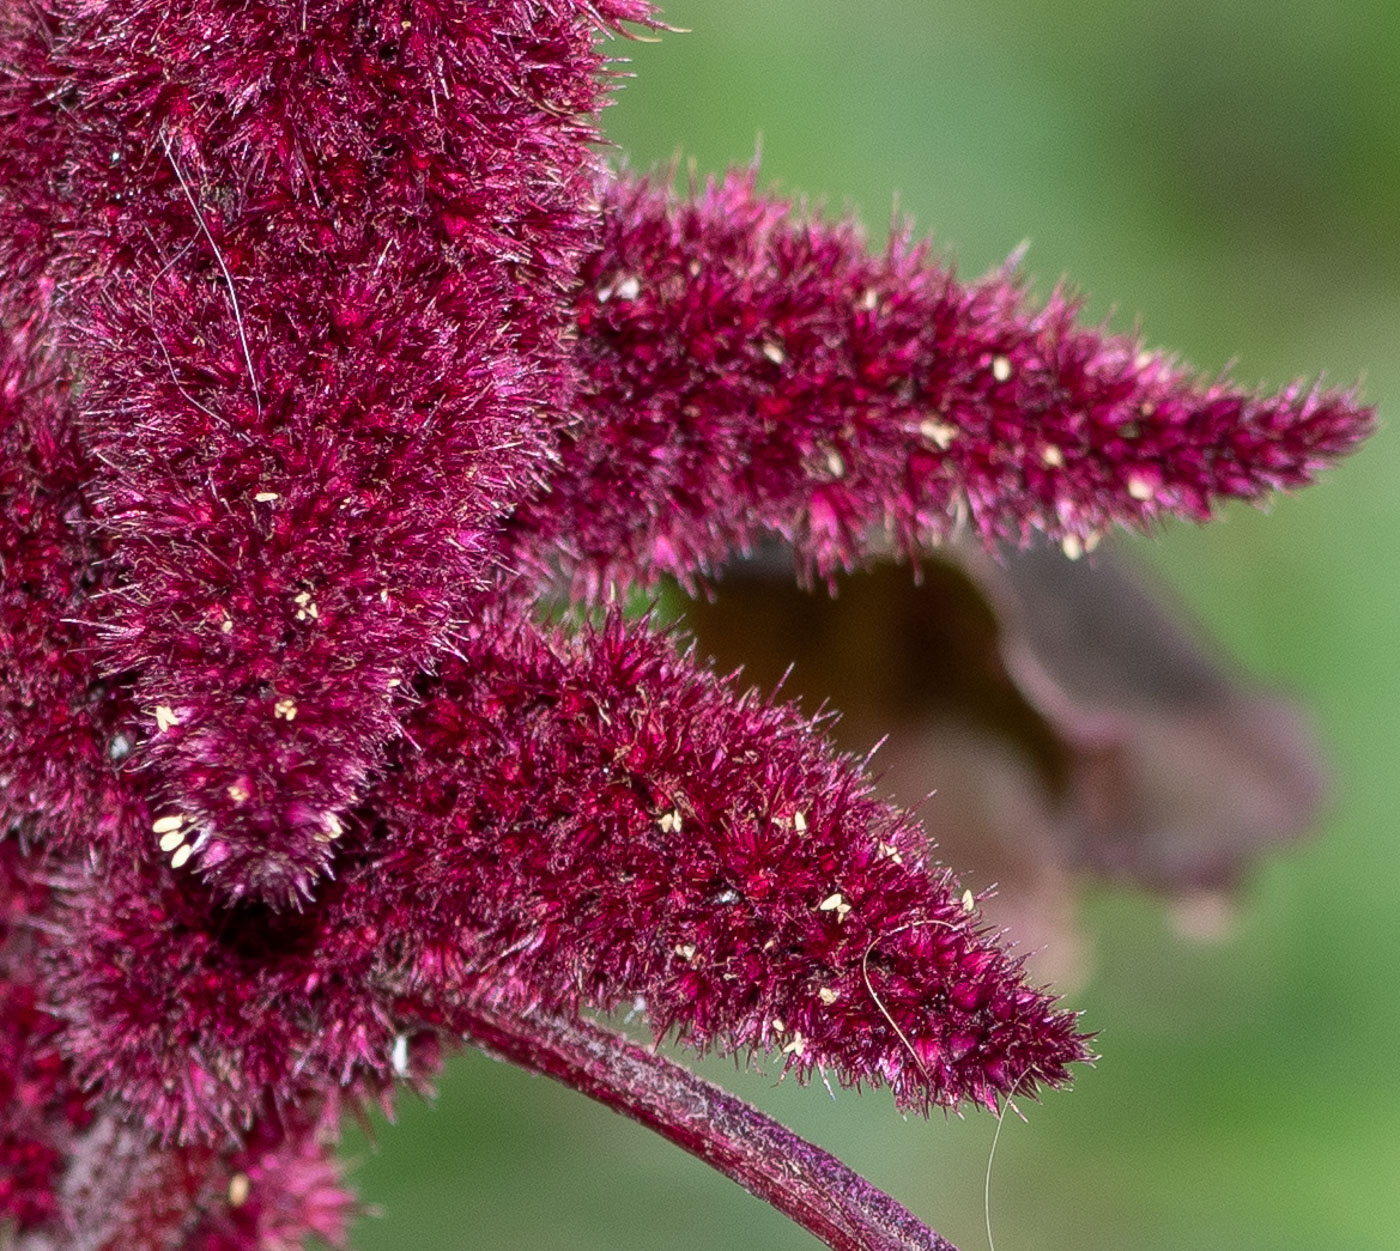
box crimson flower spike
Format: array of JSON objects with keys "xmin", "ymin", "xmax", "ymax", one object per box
[
  {"xmin": 0, "ymin": 2, "xmax": 1375, "ymax": 1249},
  {"xmin": 510, "ymin": 169, "xmax": 1369, "ymax": 594},
  {"xmin": 0, "ymin": 0, "xmax": 645, "ymax": 904}
]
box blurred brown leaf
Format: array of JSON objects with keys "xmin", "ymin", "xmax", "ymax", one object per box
[{"xmin": 681, "ymin": 541, "xmax": 1327, "ymax": 987}]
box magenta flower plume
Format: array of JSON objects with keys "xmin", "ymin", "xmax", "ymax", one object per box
[
  {"xmin": 0, "ymin": 2, "xmax": 1374, "ymax": 1249},
  {"xmin": 0, "ymin": 0, "xmax": 649, "ymax": 903},
  {"xmin": 511, "ymin": 170, "xmax": 1368, "ymax": 593}
]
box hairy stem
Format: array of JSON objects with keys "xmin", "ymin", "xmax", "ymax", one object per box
[{"xmin": 457, "ymin": 1005, "xmax": 959, "ymax": 1251}]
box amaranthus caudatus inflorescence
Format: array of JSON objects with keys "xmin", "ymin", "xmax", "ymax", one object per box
[{"xmin": 0, "ymin": 3, "xmax": 1372, "ymax": 1248}]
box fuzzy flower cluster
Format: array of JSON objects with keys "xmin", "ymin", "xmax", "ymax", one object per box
[{"xmin": 0, "ymin": 2, "xmax": 1372, "ymax": 1249}]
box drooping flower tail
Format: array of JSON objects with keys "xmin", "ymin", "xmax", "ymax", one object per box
[
  {"xmin": 0, "ymin": 0, "xmax": 649, "ymax": 903},
  {"xmin": 372, "ymin": 610, "xmax": 1091, "ymax": 1113},
  {"xmin": 511, "ymin": 170, "xmax": 1373, "ymax": 594}
]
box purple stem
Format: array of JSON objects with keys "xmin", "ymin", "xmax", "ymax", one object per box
[{"xmin": 456, "ymin": 1004, "xmax": 960, "ymax": 1251}]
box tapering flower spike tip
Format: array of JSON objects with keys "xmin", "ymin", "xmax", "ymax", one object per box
[
  {"xmin": 373, "ymin": 610, "xmax": 1092, "ymax": 1114},
  {"xmin": 512, "ymin": 170, "xmax": 1373, "ymax": 595}
]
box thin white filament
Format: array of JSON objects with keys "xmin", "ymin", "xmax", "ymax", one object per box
[{"xmin": 162, "ymin": 135, "xmax": 262, "ymax": 417}]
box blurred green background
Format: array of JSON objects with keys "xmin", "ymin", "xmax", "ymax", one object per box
[{"xmin": 342, "ymin": 3, "xmax": 1400, "ymax": 1248}]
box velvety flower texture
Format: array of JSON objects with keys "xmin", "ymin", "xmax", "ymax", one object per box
[{"xmin": 0, "ymin": 2, "xmax": 1373, "ymax": 1249}]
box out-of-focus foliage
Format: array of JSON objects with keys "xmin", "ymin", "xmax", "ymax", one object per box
[{"xmin": 344, "ymin": 3, "xmax": 1400, "ymax": 1248}]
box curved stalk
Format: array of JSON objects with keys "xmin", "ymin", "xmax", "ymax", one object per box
[{"xmin": 458, "ymin": 1005, "xmax": 959, "ymax": 1251}]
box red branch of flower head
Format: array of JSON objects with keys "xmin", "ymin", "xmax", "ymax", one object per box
[
  {"xmin": 0, "ymin": 0, "xmax": 632, "ymax": 904},
  {"xmin": 511, "ymin": 170, "xmax": 1371, "ymax": 595}
]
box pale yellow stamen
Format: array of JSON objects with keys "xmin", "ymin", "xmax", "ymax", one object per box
[
  {"xmin": 228, "ymin": 1173, "xmax": 251, "ymax": 1208},
  {"xmin": 920, "ymin": 417, "xmax": 956, "ymax": 449},
  {"xmin": 1127, "ymin": 473, "xmax": 1154, "ymax": 501}
]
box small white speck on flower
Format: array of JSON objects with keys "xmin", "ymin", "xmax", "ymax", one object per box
[
  {"xmin": 761, "ymin": 341, "xmax": 786, "ymax": 365},
  {"xmin": 108, "ymin": 732, "xmax": 134, "ymax": 762},
  {"xmin": 326, "ymin": 812, "xmax": 344, "ymax": 840},
  {"xmin": 220, "ymin": 617, "xmax": 234, "ymax": 633},
  {"xmin": 875, "ymin": 840, "xmax": 904, "ymax": 865},
  {"xmin": 600, "ymin": 274, "xmax": 640, "ymax": 302},
  {"xmin": 782, "ymin": 1032, "xmax": 807, "ymax": 1057},
  {"xmin": 158, "ymin": 829, "xmax": 185, "ymax": 853},
  {"xmin": 391, "ymin": 1034, "xmax": 410, "ymax": 1077},
  {"xmin": 825, "ymin": 448, "xmax": 846, "ymax": 479},
  {"xmin": 170, "ymin": 843, "xmax": 194, "ymax": 870},
  {"xmin": 771, "ymin": 1017, "xmax": 786, "ymax": 1034},
  {"xmin": 857, "ymin": 287, "xmax": 879, "ymax": 311},
  {"xmin": 227, "ymin": 781, "xmax": 251, "ymax": 805},
  {"xmin": 674, "ymin": 943, "xmax": 698, "ymax": 962},
  {"xmin": 1061, "ymin": 534, "xmax": 1084, "ymax": 561},
  {"xmin": 793, "ymin": 810, "xmax": 807, "ymax": 833},
  {"xmin": 273, "ymin": 697, "xmax": 298, "ymax": 721},
  {"xmin": 818, "ymin": 987, "xmax": 840, "ymax": 1005},
  {"xmin": 658, "ymin": 808, "xmax": 683, "ymax": 834},
  {"xmin": 253, "ymin": 491, "xmax": 279, "ymax": 502},
  {"xmin": 154, "ymin": 705, "xmax": 180, "ymax": 732},
  {"xmin": 962, "ymin": 889, "xmax": 976, "ymax": 913},
  {"xmin": 1041, "ymin": 444, "xmax": 1065, "ymax": 468},
  {"xmin": 819, "ymin": 892, "xmax": 853, "ymax": 919},
  {"xmin": 919, "ymin": 417, "xmax": 956, "ymax": 449},
  {"xmin": 152, "ymin": 813, "xmax": 185, "ymax": 835},
  {"xmin": 1127, "ymin": 473, "xmax": 1154, "ymax": 502},
  {"xmin": 991, "ymin": 354, "xmax": 1013, "ymax": 382},
  {"xmin": 227, "ymin": 1172, "xmax": 251, "ymax": 1208},
  {"xmin": 1134, "ymin": 349, "xmax": 1154, "ymax": 370}
]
